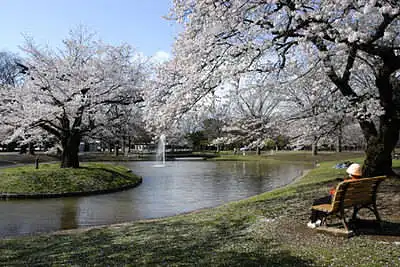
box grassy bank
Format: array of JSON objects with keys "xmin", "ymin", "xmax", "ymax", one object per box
[
  {"xmin": 0, "ymin": 153, "xmax": 56, "ymax": 167},
  {"xmin": 0, "ymin": 153, "xmax": 399, "ymax": 266},
  {"xmin": 0, "ymin": 163, "xmax": 141, "ymax": 195},
  {"xmin": 213, "ymin": 150, "xmax": 364, "ymax": 163}
]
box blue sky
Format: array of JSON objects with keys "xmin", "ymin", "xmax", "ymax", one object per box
[{"xmin": 0, "ymin": 0, "xmax": 178, "ymax": 61}]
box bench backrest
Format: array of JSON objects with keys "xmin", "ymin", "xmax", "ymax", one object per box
[{"xmin": 330, "ymin": 176, "xmax": 386, "ymax": 212}]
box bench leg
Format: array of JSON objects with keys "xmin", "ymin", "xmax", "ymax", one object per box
[
  {"xmin": 352, "ymin": 206, "xmax": 359, "ymax": 221},
  {"xmin": 340, "ymin": 208, "xmax": 350, "ymax": 231},
  {"xmin": 321, "ymin": 215, "xmax": 327, "ymax": 226},
  {"xmin": 372, "ymin": 203, "xmax": 381, "ymax": 222}
]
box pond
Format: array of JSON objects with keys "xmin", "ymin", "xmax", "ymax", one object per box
[{"xmin": 0, "ymin": 160, "xmax": 306, "ymax": 238}]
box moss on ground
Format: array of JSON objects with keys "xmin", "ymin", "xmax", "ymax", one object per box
[
  {"xmin": 0, "ymin": 163, "xmax": 141, "ymax": 194},
  {"xmin": 0, "ymin": 153, "xmax": 399, "ymax": 266}
]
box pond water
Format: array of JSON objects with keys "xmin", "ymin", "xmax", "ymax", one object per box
[{"xmin": 0, "ymin": 160, "xmax": 306, "ymax": 238}]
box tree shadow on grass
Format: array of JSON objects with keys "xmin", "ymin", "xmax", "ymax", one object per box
[
  {"xmin": 324, "ymin": 219, "xmax": 400, "ymax": 239},
  {"xmin": 351, "ymin": 219, "xmax": 400, "ymax": 237},
  {"xmin": 79, "ymin": 166, "xmax": 134, "ymax": 180},
  {"xmin": 96, "ymin": 219, "xmax": 314, "ymax": 266},
  {"xmin": 203, "ymin": 250, "xmax": 313, "ymax": 267},
  {"xmin": 0, "ymin": 233, "xmax": 108, "ymax": 266},
  {"xmin": 0, "ymin": 217, "xmax": 315, "ymax": 266}
]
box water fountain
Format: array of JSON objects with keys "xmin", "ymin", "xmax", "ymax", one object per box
[{"xmin": 154, "ymin": 134, "xmax": 166, "ymax": 167}]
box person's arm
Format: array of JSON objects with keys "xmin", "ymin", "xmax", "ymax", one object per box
[{"xmin": 329, "ymin": 187, "xmax": 336, "ymax": 196}]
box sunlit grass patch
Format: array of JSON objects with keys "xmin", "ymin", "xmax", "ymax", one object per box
[{"xmin": 0, "ymin": 163, "xmax": 141, "ymax": 194}]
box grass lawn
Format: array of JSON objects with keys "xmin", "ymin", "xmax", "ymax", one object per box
[
  {"xmin": 214, "ymin": 150, "xmax": 364, "ymax": 162},
  {"xmin": 0, "ymin": 152, "xmax": 399, "ymax": 266},
  {"xmin": 0, "ymin": 163, "xmax": 141, "ymax": 195}
]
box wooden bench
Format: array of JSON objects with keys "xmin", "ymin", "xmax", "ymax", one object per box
[{"xmin": 311, "ymin": 176, "xmax": 386, "ymax": 231}]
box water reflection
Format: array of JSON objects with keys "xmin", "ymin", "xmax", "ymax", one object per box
[
  {"xmin": 60, "ymin": 198, "xmax": 78, "ymax": 229},
  {"xmin": 0, "ymin": 160, "xmax": 305, "ymax": 238}
]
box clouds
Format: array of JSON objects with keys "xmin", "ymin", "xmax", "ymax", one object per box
[{"xmin": 151, "ymin": 50, "xmax": 171, "ymax": 63}]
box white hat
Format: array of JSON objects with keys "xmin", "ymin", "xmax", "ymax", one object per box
[{"xmin": 346, "ymin": 163, "xmax": 362, "ymax": 177}]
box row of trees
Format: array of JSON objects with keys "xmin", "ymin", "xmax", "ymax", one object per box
[
  {"xmin": 2, "ymin": 41, "xmax": 354, "ymax": 160},
  {"xmin": 145, "ymin": 0, "xmax": 400, "ymax": 177},
  {"xmin": 0, "ymin": 27, "xmax": 378, "ymax": 167},
  {"xmin": 1, "ymin": 0, "xmax": 399, "ymax": 177}
]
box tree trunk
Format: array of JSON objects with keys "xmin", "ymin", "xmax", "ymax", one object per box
[
  {"xmin": 312, "ymin": 140, "xmax": 318, "ymax": 156},
  {"xmin": 361, "ymin": 118, "xmax": 399, "ymax": 177},
  {"xmin": 320, "ymin": 41, "xmax": 400, "ymax": 176},
  {"xmin": 362, "ymin": 59, "xmax": 400, "ymax": 177},
  {"xmin": 122, "ymin": 136, "xmax": 126, "ymax": 155},
  {"xmin": 60, "ymin": 132, "xmax": 80, "ymax": 168},
  {"xmin": 128, "ymin": 136, "xmax": 131, "ymax": 153},
  {"xmin": 256, "ymin": 147, "xmax": 260, "ymax": 155},
  {"xmin": 115, "ymin": 141, "xmax": 119, "ymax": 156},
  {"xmin": 19, "ymin": 145, "xmax": 27, "ymax": 154},
  {"xmin": 336, "ymin": 127, "xmax": 342, "ymax": 153}
]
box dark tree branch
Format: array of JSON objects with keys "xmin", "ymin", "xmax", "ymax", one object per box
[
  {"xmin": 37, "ymin": 123, "xmax": 61, "ymax": 139},
  {"xmin": 342, "ymin": 46, "xmax": 357, "ymax": 83}
]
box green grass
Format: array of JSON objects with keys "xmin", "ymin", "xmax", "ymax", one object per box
[
  {"xmin": 0, "ymin": 154, "xmax": 399, "ymax": 266},
  {"xmin": 212, "ymin": 154, "xmax": 275, "ymax": 161},
  {"xmin": 214, "ymin": 150, "xmax": 364, "ymax": 163},
  {"xmin": 0, "ymin": 163, "xmax": 141, "ymax": 194}
]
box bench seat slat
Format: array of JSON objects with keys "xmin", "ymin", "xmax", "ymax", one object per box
[{"xmin": 312, "ymin": 204, "xmax": 333, "ymax": 213}]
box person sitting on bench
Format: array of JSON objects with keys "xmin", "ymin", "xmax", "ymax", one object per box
[{"xmin": 307, "ymin": 163, "xmax": 363, "ymax": 228}]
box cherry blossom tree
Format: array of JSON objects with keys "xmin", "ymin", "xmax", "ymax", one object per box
[
  {"xmin": 144, "ymin": 58, "xmax": 225, "ymax": 146},
  {"xmin": 341, "ymin": 122, "xmax": 367, "ymax": 151},
  {"xmin": 168, "ymin": 0, "xmax": 400, "ymax": 176},
  {"xmin": 0, "ymin": 52, "xmax": 29, "ymax": 152},
  {"xmin": 220, "ymin": 75, "xmax": 280, "ymax": 153},
  {"xmin": 280, "ymin": 68, "xmax": 346, "ymax": 155},
  {"xmin": 2, "ymin": 28, "xmax": 147, "ymax": 168},
  {"xmin": 98, "ymin": 105, "xmax": 150, "ymax": 155},
  {"xmin": 0, "ymin": 51, "xmax": 26, "ymax": 87}
]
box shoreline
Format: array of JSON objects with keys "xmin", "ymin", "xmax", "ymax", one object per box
[
  {"xmin": 2, "ymin": 163, "xmax": 311, "ymax": 239},
  {"xmin": 0, "ymin": 163, "xmax": 142, "ymax": 200},
  {"xmin": 0, "ymin": 178, "xmax": 142, "ymax": 200}
]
